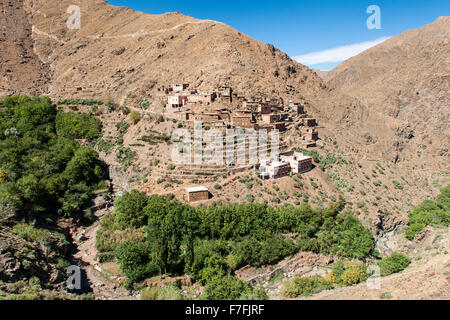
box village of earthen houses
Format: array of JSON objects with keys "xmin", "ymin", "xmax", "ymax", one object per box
[{"xmin": 147, "ymin": 83, "xmax": 318, "ymax": 202}]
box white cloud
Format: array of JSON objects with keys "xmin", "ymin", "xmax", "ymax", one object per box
[{"xmin": 293, "ymin": 36, "xmax": 392, "ymax": 66}]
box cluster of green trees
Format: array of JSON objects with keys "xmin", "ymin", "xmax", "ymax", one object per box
[
  {"xmin": 406, "ymin": 185, "xmax": 449, "ymax": 240},
  {"xmin": 55, "ymin": 112, "xmax": 101, "ymax": 140},
  {"xmin": 0, "ymin": 96, "xmax": 105, "ymax": 221},
  {"xmin": 97, "ymin": 190, "xmax": 375, "ymax": 297}
]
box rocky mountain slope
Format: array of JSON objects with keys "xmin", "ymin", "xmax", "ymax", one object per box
[
  {"xmin": 323, "ymin": 16, "xmax": 449, "ymax": 165},
  {"xmin": 1, "ymin": 0, "xmax": 448, "ymax": 253},
  {"xmin": 0, "ymin": 0, "xmax": 51, "ymax": 96}
]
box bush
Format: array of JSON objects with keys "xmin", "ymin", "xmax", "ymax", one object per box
[
  {"xmin": 392, "ymin": 180, "xmax": 403, "ymax": 190},
  {"xmin": 201, "ymin": 276, "xmax": 267, "ymax": 300},
  {"xmin": 99, "ymin": 191, "xmax": 375, "ymax": 287},
  {"xmin": 141, "ymin": 285, "xmax": 184, "ymax": 300},
  {"xmin": 114, "ymin": 190, "xmax": 149, "ymax": 229},
  {"xmin": 405, "ymin": 185, "xmax": 449, "ymax": 240},
  {"xmin": 130, "ymin": 111, "xmax": 141, "ymax": 124},
  {"xmin": 326, "ymin": 260, "xmax": 368, "ymax": 286},
  {"xmin": 377, "ymin": 252, "xmax": 411, "ymax": 276},
  {"xmin": 317, "ymin": 211, "xmax": 374, "ymax": 259},
  {"xmin": 12, "ymin": 224, "xmax": 51, "ymax": 244},
  {"xmin": 340, "ymin": 261, "xmax": 368, "ymax": 285},
  {"xmin": 283, "ymin": 276, "xmax": 333, "ymax": 297},
  {"xmin": 64, "ymin": 147, "xmax": 103, "ymax": 186},
  {"xmin": 114, "ymin": 241, "xmax": 157, "ymax": 287}
]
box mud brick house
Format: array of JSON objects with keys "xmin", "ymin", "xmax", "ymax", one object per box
[
  {"xmin": 262, "ymin": 113, "xmax": 289, "ymax": 124},
  {"xmin": 270, "ymin": 122, "xmax": 286, "ymax": 132},
  {"xmin": 262, "ymin": 114, "xmax": 278, "ymax": 124},
  {"xmin": 217, "ymin": 109, "xmax": 231, "ymax": 122},
  {"xmin": 188, "ymin": 92, "xmax": 217, "ymax": 104},
  {"xmin": 235, "ymin": 94, "xmax": 247, "ymax": 103},
  {"xmin": 186, "ymin": 186, "xmax": 210, "ymax": 202},
  {"xmin": 280, "ymin": 152, "xmax": 313, "ymax": 174},
  {"xmin": 303, "ymin": 118, "xmax": 317, "ymax": 127},
  {"xmin": 173, "ymin": 83, "xmax": 189, "ymax": 92},
  {"xmin": 301, "ymin": 141, "xmax": 317, "ymax": 148},
  {"xmin": 219, "ymin": 86, "xmax": 233, "ymax": 103},
  {"xmin": 289, "ymin": 102, "xmax": 305, "ymax": 115},
  {"xmin": 168, "ymin": 95, "xmax": 188, "ymax": 108},
  {"xmin": 301, "ymin": 128, "xmax": 319, "ymax": 141},
  {"xmin": 258, "ymin": 103, "xmax": 272, "ymax": 115},
  {"xmin": 173, "ymin": 110, "xmax": 191, "ymax": 121},
  {"xmin": 158, "ymin": 85, "xmax": 173, "ymax": 94},
  {"xmin": 232, "ymin": 114, "xmax": 256, "ymax": 128},
  {"xmin": 268, "ymin": 98, "xmax": 283, "ymax": 111},
  {"xmin": 242, "ymin": 100, "xmax": 259, "ymax": 110},
  {"xmin": 192, "ymin": 112, "xmax": 222, "ymax": 122},
  {"xmin": 259, "ymin": 159, "xmax": 290, "ymax": 179}
]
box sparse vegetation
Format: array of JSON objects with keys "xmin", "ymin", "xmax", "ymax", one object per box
[
  {"xmin": 130, "ymin": 111, "xmax": 141, "ymax": 124},
  {"xmin": 405, "ymin": 185, "xmax": 449, "ymax": 240}
]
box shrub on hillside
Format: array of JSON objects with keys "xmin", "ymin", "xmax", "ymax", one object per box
[
  {"xmin": 406, "ymin": 185, "xmax": 449, "ymax": 240},
  {"xmin": 201, "ymin": 275, "xmax": 268, "ymax": 300},
  {"xmin": 130, "ymin": 111, "xmax": 141, "ymax": 124},
  {"xmin": 282, "ymin": 275, "xmax": 333, "ymax": 297},
  {"xmin": 377, "ymin": 252, "xmax": 411, "ymax": 276},
  {"xmin": 141, "ymin": 284, "xmax": 185, "ymax": 300}
]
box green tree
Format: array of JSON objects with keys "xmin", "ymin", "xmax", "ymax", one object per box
[
  {"xmin": 115, "ymin": 190, "xmax": 149, "ymax": 229},
  {"xmin": 64, "ymin": 146, "xmax": 103, "ymax": 186}
]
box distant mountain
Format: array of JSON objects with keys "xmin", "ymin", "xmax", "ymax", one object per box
[
  {"xmin": 324, "ymin": 17, "xmax": 449, "ymax": 154},
  {"xmin": 1, "ymin": 0, "xmax": 448, "ymax": 233}
]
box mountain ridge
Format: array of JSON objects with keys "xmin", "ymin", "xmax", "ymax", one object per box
[{"xmin": 1, "ymin": 0, "xmax": 448, "ymax": 233}]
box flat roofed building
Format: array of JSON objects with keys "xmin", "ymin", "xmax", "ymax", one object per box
[
  {"xmin": 168, "ymin": 95, "xmax": 187, "ymax": 107},
  {"xmin": 259, "ymin": 159, "xmax": 290, "ymax": 179},
  {"xmin": 270, "ymin": 122, "xmax": 286, "ymax": 132},
  {"xmin": 232, "ymin": 114, "xmax": 255, "ymax": 128},
  {"xmin": 219, "ymin": 87, "xmax": 232, "ymax": 103},
  {"xmin": 289, "ymin": 102, "xmax": 305, "ymax": 114},
  {"xmin": 173, "ymin": 84, "xmax": 189, "ymax": 92},
  {"xmin": 187, "ymin": 92, "xmax": 217, "ymax": 104},
  {"xmin": 281, "ymin": 152, "xmax": 313, "ymax": 174},
  {"xmin": 304, "ymin": 118, "xmax": 317, "ymax": 127},
  {"xmin": 258, "ymin": 103, "xmax": 271, "ymax": 115},
  {"xmin": 186, "ymin": 186, "xmax": 210, "ymax": 202},
  {"xmin": 301, "ymin": 128, "xmax": 319, "ymax": 141},
  {"xmin": 262, "ymin": 113, "xmax": 289, "ymax": 124}
]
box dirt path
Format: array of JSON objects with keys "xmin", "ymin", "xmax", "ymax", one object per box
[{"xmin": 71, "ymin": 217, "xmax": 139, "ymax": 300}]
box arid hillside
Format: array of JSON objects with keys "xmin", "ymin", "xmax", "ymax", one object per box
[
  {"xmin": 324, "ymin": 16, "xmax": 449, "ymax": 163},
  {"xmin": 0, "ymin": 0, "xmax": 51, "ymax": 96},
  {"xmin": 0, "ymin": 0, "xmax": 449, "ymax": 301},
  {"xmin": 1, "ymin": 0, "xmax": 448, "ymax": 233}
]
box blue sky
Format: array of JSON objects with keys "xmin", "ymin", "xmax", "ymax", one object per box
[{"xmin": 107, "ymin": 0, "xmax": 449, "ymax": 70}]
